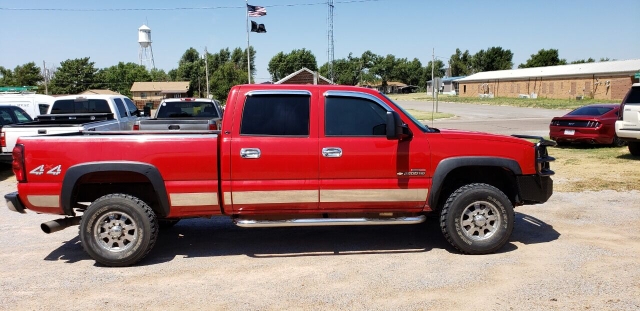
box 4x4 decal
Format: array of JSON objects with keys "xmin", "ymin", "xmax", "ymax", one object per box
[{"xmin": 29, "ymin": 165, "xmax": 62, "ymax": 176}]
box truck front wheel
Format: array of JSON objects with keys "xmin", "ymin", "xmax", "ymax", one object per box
[
  {"xmin": 629, "ymin": 142, "xmax": 640, "ymax": 156},
  {"xmin": 79, "ymin": 194, "xmax": 159, "ymax": 267},
  {"xmin": 440, "ymin": 183, "xmax": 514, "ymax": 254}
]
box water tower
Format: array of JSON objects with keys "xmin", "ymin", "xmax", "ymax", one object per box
[{"xmin": 138, "ymin": 24, "xmax": 155, "ymax": 69}]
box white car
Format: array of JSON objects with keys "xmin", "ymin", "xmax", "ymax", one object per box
[{"xmin": 615, "ymin": 83, "xmax": 640, "ymax": 155}]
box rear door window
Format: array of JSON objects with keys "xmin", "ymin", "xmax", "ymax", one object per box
[
  {"xmin": 0, "ymin": 109, "xmax": 14, "ymax": 125},
  {"xmin": 240, "ymin": 95, "xmax": 310, "ymax": 136},
  {"xmin": 113, "ymin": 98, "xmax": 129, "ymax": 118},
  {"xmin": 50, "ymin": 99, "xmax": 110, "ymax": 114}
]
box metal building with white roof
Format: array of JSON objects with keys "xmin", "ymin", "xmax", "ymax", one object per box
[{"xmin": 457, "ymin": 59, "xmax": 640, "ymax": 100}]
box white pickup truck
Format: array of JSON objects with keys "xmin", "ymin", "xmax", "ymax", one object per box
[
  {"xmin": 0, "ymin": 94, "xmax": 141, "ymax": 162},
  {"xmin": 133, "ymin": 98, "xmax": 223, "ymax": 131},
  {"xmin": 615, "ymin": 83, "xmax": 640, "ymax": 155}
]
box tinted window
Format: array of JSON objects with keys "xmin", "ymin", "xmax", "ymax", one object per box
[
  {"xmin": 240, "ymin": 95, "xmax": 310, "ymax": 136},
  {"xmin": 325, "ymin": 97, "xmax": 388, "ymax": 136},
  {"xmin": 124, "ymin": 98, "xmax": 138, "ymax": 113},
  {"xmin": 0, "ymin": 109, "xmax": 14, "ymax": 125},
  {"xmin": 157, "ymin": 101, "xmax": 220, "ymax": 118},
  {"xmin": 625, "ymin": 87, "xmax": 640, "ymax": 105},
  {"xmin": 568, "ymin": 106, "xmax": 613, "ymax": 116},
  {"xmin": 12, "ymin": 107, "xmax": 32, "ymax": 122},
  {"xmin": 50, "ymin": 99, "xmax": 110, "ymax": 114},
  {"xmin": 39, "ymin": 104, "xmax": 49, "ymax": 114},
  {"xmin": 113, "ymin": 98, "xmax": 129, "ymax": 118}
]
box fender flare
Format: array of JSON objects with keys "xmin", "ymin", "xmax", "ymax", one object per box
[
  {"xmin": 428, "ymin": 157, "xmax": 522, "ymax": 208},
  {"xmin": 61, "ymin": 161, "xmax": 169, "ymax": 217}
]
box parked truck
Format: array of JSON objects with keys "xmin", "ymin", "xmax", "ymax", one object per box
[
  {"xmin": 133, "ymin": 98, "xmax": 223, "ymax": 131},
  {"xmin": 0, "ymin": 94, "xmax": 141, "ymax": 162},
  {"xmin": 5, "ymin": 84, "xmax": 554, "ymax": 266}
]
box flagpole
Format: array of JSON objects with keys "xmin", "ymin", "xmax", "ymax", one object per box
[{"xmin": 246, "ymin": 0, "xmax": 251, "ymax": 84}]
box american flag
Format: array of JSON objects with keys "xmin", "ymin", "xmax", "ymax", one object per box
[{"xmin": 247, "ymin": 4, "xmax": 267, "ymax": 17}]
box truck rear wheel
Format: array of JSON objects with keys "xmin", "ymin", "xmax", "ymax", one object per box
[
  {"xmin": 79, "ymin": 194, "xmax": 158, "ymax": 267},
  {"xmin": 440, "ymin": 183, "xmax": 514, "ymax": 254}
]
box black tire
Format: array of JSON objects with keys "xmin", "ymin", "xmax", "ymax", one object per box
[
  {"xmin": 612, "ymin": 135, "xmax": 626, "ymax": 147},
  {"xmin": 440, "ymin": 183, "xmax": 514, "ymax": 254},
  {"xmin": 79, "ymin": 194, "xmax": 158, "ymax": 267},
  {"xmin": 629, "ymin": 142, "xmax": 640, "ymax": 156},
  {"xmin": 158, "ymin": 219, "xmax": 180, "ymax": 230}
]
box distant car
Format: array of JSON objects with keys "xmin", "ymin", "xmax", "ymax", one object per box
[{"xmin": 550, "ymin": 104, "xmax": 624, "ymax": 146}]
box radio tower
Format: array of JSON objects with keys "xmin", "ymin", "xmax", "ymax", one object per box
[{"xmin": 327, "ymin": 0, "xmax": 335, "ymax": 83}]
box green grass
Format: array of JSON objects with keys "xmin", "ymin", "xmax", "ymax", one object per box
[
  {"xmin": 388, "ymin": 93, "xmax": 620, "ymax": 110},
  {"xmin": 404, "ymin": 109, "xmax": 454, "ymax": 121}
]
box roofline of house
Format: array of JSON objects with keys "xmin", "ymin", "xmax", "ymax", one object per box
[{"xmin": 458, "ymin": 71, "xmax": 638, "ymax": 83}]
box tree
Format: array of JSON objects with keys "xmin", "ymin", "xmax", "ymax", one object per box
[
  {"xmin": 472, "ymin": 47, "xmax": 514, "ymax": 72},
  {"xmin": 392, "ymin": 58, "xmax": 423, "ymax": 86},
  {"xmin": 449, "ymin": 48, "xmax": 472, "ymax": 76},
  {"xmin": 370, "ymin": 54, "xmax": 398, "ymax": 88},
  {"xmin": 267, "ymin": 49, "xmax": 318, "ymax": 81},
  {"xmin": 210, "ymin": 62, "xmax": 247, "ymax": 103},
  {"xmin": 518, "ymin": 49, "xmax": 567, "ymax": 68},
  {"xmin": 150, "ymin": 68, "xmax": 169, "ymax": 82},
  {"xmin": 319, "ymin": 53, "xmax": 364, "ymax": 85},
  {"xmin": 175, "ymin": 48, "xmax": 204, "ymax": 96},
  {"xmin": 0, "ymin": 66, "xmax": 15, "ymax": 86},
  {"xmin": 13, "ymin": 62, "xmax": 43, "ymax": 86},
  {"xmin": 94, "ymin": 62, "xmax": 151, "ymax": 96},
  {"xmin": 49, "ymin": 57, "xmax": 98, "ymax": 94},
  {"xmin": 570, "ymin": 58, "xmax": 596, "ymax": 64}
]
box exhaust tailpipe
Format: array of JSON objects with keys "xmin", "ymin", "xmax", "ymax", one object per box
[{"xmin": 41, "ymin": 217, "xmax": 81, "ymax": 234}]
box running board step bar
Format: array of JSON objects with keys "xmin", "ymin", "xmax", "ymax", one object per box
[{"xmin": 233, "ymin": 215, "xmax": 426, "ymax": 228}]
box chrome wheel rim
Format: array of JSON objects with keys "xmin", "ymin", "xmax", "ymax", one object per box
[
  {"xmin": 459, "ymin": 201, "xmax": 501, "ymax": 241},
  {"xmin": 94, "ymin": 211, "xmax": 138, "ymax": 253}
]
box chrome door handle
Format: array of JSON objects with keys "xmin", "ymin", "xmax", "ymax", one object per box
[
  {"xmin": 240, "ymin": 148, "xmax": 261, "ymax": 159},
  {"xmin": 322, "ymin": 147, "xmax": 342, "ymax": 158}
]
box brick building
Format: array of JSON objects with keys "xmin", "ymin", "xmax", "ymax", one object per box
[
  {"xmin": 275, "ymin": 67, "xmax": 333, "ymax": 85},
  {"xmin": 457, "ymin": 59, "xmax": 640, "ymax": 100}
]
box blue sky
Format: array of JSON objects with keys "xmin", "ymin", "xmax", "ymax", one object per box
[{"xmin": 1, "ymin": 0, "xmax": 638, "ymax": 83}]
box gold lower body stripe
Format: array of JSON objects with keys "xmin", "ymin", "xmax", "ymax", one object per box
[
  {"xmin": 231, "ymin": 190, "xmax": 317, "ymax": 205},
  {"xmin": 320, "ymin": 188, "xmax": 429, "ymax": 202},
  {"xmin": 27, "ymin": 195, "xmax": 60, "ymax": 207},
  {"xmin": 169, "ymin": 192, "xmax": 218, "ymax": 206}
]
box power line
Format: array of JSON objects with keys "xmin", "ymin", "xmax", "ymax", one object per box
[{"xmin": 0, "ymin": 0, "xmax": 385, "ymax": 12}]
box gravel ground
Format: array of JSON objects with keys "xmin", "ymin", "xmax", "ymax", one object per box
[{"xmin": 0, "ymin": 168, "xmax": 639, "ymax": 311}]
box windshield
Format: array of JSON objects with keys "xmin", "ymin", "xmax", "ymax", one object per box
[
  {"xmin": 568, "ymin": 106, "xmax": 613, "ymax": 116},
  {"xmin": 50, "ymin": 99, "xmax": 110, "ymax": 114},
  {"xmin": 157, "ymin": 101, "xmax": 220, "ymax": 118},
  {"xmin": 379, "ymin": 93, "xmax": 431, "ymax": 132}
]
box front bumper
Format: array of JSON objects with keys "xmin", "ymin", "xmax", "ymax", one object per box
[
  {"xmin": 5, "ymin": 191, "xmax": 26, "ymax": 213},
  {"xmin": 517, "ymin": 175, "xmax": 553, "ymax": 204}
]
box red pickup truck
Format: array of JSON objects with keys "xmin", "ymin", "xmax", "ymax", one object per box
[{"xmin": 5, "ymin": 84, "xmax": 554, "ymax": 266}]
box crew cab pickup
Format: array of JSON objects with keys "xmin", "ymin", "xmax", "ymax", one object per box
[
  {"xmin": 133, "ymin": 98, "xmax": 223, "ymax": 131},
  {"xmin": 5, "ymin": 85, "xmax": 554, "ymax": 267},
  {"xmin": 0, "ymin": 94, "xmax": 141, "ymax": 161},
  {"xmin": 615, "ymin": 83, "xmax": 640, "ymax": 155}
]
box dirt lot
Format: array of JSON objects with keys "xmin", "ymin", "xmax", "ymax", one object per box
[{"xmin": 0, "ymin": 148, "xmax": 639, "ymax": 310}]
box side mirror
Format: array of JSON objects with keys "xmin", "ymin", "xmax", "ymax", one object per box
[
  {"xmin": 143, "ymin": 106, "xmax": 151, "ymax": 117},
  {"xmin": 386, "ymin": 111, "xmax": 404, "ymax": 140}
]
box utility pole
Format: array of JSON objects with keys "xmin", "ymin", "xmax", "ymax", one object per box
[
  {"xmin": 432, "ymin": 48, "xmax": 436, "ymax": 112},
  {"xmin": 42, "ymin": 60, "xmax": 48, "ymax": 95},
  {"xmin": 204, "ymin": 47, "xmax": 210, "ymax": 98}
]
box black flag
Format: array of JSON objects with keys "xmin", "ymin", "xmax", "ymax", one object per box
[{"xmin": 250, "ymin": 21, "xmax": 267, "ymax": 33}]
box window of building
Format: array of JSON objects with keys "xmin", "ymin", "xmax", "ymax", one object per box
[
  {"xmin": 463, "ymin": 85, "xmax": 466, "ymax": 93},
  {"xmin": 240, "ymin": 95, "xmax": 310, "ymax": 136},
  {"xmin": 140, "ymin": 92, "xmax": 147, "ymax": 99},
  {"xmin": 325, "ymin": 96, "xmax": 388, "ymax": 136}
]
